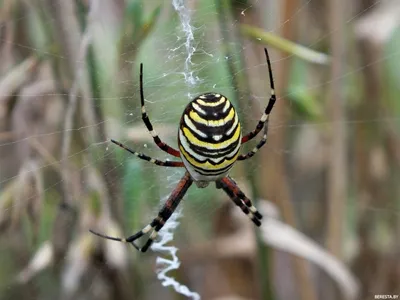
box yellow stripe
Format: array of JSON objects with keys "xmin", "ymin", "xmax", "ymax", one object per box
[
  {"xmin": 182, "ymin": 123, "xmax": 240, "ymax": 149},
  {"xmin": 189, "ymin": 107, "xmax": 235, "ymax": 126},
  {"xmin": 196, "ymin": 97, "xmax": 226, "ymax": 107},
  {"xmin": 180, "ymin": 145, "xmax": 240, "ymax": 170}
]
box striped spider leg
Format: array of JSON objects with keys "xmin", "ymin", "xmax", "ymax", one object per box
[
  {"xmin": 238, "ymin": 47, "xmax": 276, "ymax": 160},
  {"xmin": 106, "ymin": 62, "xmax": 185, "ymax": 166},
  {"xmin": 216, "ymin": 176, "xmax": 263, "ymax": 226},
  {"xmin": 110, "ymin": 139, "xmax": 184, "ymax": 167},
  {"xmin": 139, "ymin": 63, "xmax": 181, "ymax": 158},
  {"xmin": 90, "ymin": 172, "xmax": 193, "ymax": 252}
]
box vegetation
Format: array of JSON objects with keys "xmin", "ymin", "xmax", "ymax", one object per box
[{"xmin": 0, "ymin": 0, "xmax": 399, "ymax": 299}]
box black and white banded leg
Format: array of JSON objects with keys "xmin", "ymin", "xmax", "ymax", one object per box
[
  {"xmin": 139, "ymin": 63, "xmax": 181, "ymax": 158},
  {"xmin": 90, "ymin": 172, "xmax": 193, "ymax": 252},
  {"xmin": 111, "ymin": 139, "xmax": 184, "ymax": 167},
  {"xmin": 237, "ymin": 122, "xmax": 268, "ymax": 161},
  {"xmin": 240, "ymin": 47, "xmax": 276, "ymax": 159},
  {"xmin": 216, "ymin": 177, "xmax": 263, "ymax": 226}
]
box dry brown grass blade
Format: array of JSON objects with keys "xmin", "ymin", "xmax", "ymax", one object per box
[
  {"xmin": 11, "ymin": 76, "xmax": 64, "ymax": 165},
  {"xmin": 61, "ymin": 229, "xmax": 132, "ymax": 300},
  {"xmin": 0, "ymin": 179, "xmax": 18, "ymax": 231},
  {"xmin": 258, "ymin": 201, "xmax": 360, "ymax": 300},
  {"xmin": 0, "ymin": 160, "xmax": 44, "ymax": 236},
  {"xmin": 0, "ymin": 0, "xmax": 18, "ymax": 72},
  {"xmin": 61, "ymin": 234, "xmax": 93, "ymax": 297},
  {"xmin": 85, "ymin": 165, "xmax": 128, "ymax": 269},
  {"xmin": 181, "ymin": 200, "xmax": 360, "ymax": 300},
  {"xmin": 253, "ymin": 0, "xmax": 318, "ymax": 298},
  {"xmin": 48, "ymin": 1, "xmax": 96, "ymax": 263},
  {"xmin": 60, "ymin": 0, "xmax": 95, "ymax": 203},
  {"xmin": 12, "ymin": 160, "xmax": 44, "ymax": 238},
  {"xmin": 326, "ymin": 0, "xmax": 347, "ymax": 260},
  {"xmin": 0, "ymin": 56, "xmax": 39, "ymax": 104},
  {"xmin": 102, "ymin": 220, "xmax": 129, "ymax": 269},
  {"xmin": 16, "ymin": 241, "xmax": 54, "ymax": 284}
]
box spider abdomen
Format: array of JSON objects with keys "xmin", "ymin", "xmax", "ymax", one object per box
[{"xmin": 178, "ymin": 93, "xmax": 242, "ymax": 182}]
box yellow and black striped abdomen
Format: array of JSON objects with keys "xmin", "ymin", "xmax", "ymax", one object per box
[{"xmin": 178, "ymin": 93, "xmax": 241, "ymax": 182}]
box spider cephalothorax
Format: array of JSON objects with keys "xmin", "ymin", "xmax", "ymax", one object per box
[{"xmin": 90, "ymin": 48, "xmax": 276, "ymax": 252}]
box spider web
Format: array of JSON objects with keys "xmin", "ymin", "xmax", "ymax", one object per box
[{"xmin": 0, "ymin": 0, "xmax": 399, "ymax": 300}]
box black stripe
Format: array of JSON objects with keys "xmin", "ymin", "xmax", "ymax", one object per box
[
  {"xmin": 189, "ymin": 140, "xmax": 240, "ymax": 159},
  {"xmin": 192, "ymin": 144, "xmax": 241, "ymax": 161},
  {"xmin": 192, "ymin": 103, "xmax": 235, "ymax": 121},
  {"xmin": 186, "ymin": 113, "xmax": 238, "ymax": 140},
  {"xmin": 180, "ymin": 143, "xmax": 240, "ymax": 167},
  {"xmin": 193, "ymin": 164, "xmax": 234, "ymax": 176},
  {"xmin": 194, "ymin": 100, "xmax": 228, "ymax": 113},
  {"xmin": 195, "ymin": 92, "xmax": 225, "ymax": 102},
  {"xmin": 182, "ymin": 116, "xmax": 239, "ymax": 144}
]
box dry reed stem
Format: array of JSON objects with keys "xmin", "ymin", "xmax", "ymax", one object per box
[
  {"xmin": 263, "ymin": 1, "xmax": 317, "ymax": 299},
  {"xmin": 0, "ymin": 56, "xmax": 38, "ymax": 103},
  {"xmin": 326, "ymin": 0, "xmax": 347, "ymax": 259},
  {"xmin": 61, "ymin": 0, "xmax": 95, "ymax": 204}
]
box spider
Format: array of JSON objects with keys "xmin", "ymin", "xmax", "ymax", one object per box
[{"xmin": 90, "ymin": 48, "xmax": 276, "ymax": 252}]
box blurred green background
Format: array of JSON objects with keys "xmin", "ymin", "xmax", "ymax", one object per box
[{"xmin": 0, "ymin": 0, "xmax": 399, "ymax": 299}]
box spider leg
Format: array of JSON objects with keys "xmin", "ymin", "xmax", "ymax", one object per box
[
  {"xmin": 139, "ymin": 63, "xmax": 180, "ymax": 157},
  {"xmin": 241, "ymin": 47, "xmax": 276, "ymax": 145},
  {"xmin": 237, "ymin": 122, "xmax": 268, "ymax": 161},
  {"xmin": 216, "ymin": 176, "xmax": 263, "ymax": 226},
  {"xmin": 90, "ymin": 172, "xmax": 193, "ymax": 252},
  {"xmin": 111, "ymin": 139, "xmax": 184, "ymax": 167}
]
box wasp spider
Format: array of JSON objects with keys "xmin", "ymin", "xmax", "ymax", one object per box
[{"xmin": 90, "ymin": 48, "xmax": 276, "ymax": 252}]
